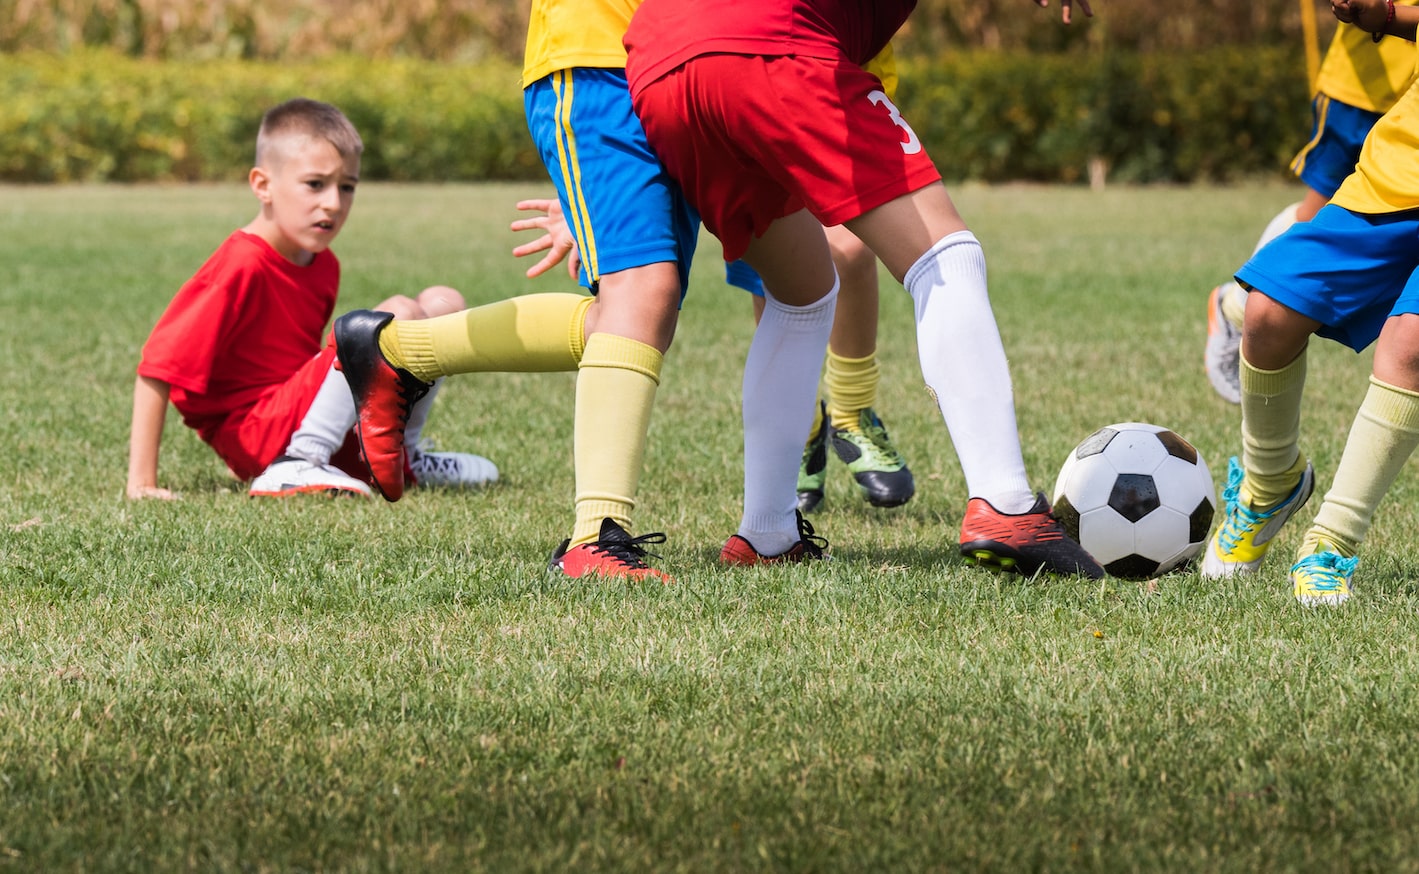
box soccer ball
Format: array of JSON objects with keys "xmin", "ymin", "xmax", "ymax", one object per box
[{"xmin": 1051, "ymin": 422, "xmax": 1217, "ymax": 579}]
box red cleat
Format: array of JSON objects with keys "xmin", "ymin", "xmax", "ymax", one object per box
[
  {"xmin": 720, "ymin": 511, "xmax": 829, "ymax": 566},
  {"xmin": 548, "ymin": 518, "xmax": 673, "ymax": 582},
  {"xmin": 333, "ymin": 309, "xmax": 431, "ymax": 502},
  {"xmin": 959, "ymin": 492, "xmax": 1104, "ymax": 579}
]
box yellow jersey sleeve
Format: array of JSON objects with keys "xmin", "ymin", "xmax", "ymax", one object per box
[
  {"xmin": 1331, "ymin": 52, "xmax": 1419, "ymax": 214},
  {"xmin": 864, "ymin": 43, "xmax": 899, "ymax": 102},
  {"xmin": 1313, "ymin": 9, "xmax": 1419, "ymax": 113},
  {"xmin": 523, "ymin": 0, "xmax": 642, "ymax": 87}
]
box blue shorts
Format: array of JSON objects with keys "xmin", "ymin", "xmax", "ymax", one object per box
[
  {"xmin": 725, "ymin": 259, "xmax": 765, "ymax": 297},
  {"xmin": 1288, "ymin": 94, "xmax": 1384, "ymax": 199},
  {"xmin": 1236, "ymin": 204, "xmax": 1419, "ymax": 352},
  {"xmin": 524, "ymin": 68, "xmax": 699, "ymax": 296}
]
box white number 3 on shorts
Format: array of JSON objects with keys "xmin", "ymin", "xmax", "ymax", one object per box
[{"xmin": 867, "ymin": 89, "xmax": 922, "ymax": 156}]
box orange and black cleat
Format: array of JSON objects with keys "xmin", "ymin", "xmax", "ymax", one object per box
[
  {"xmin": 333, "ymin": 309, "xmax": 432, "ymax": 502},
  {"xmin": 959, "ymin": 492, "xmax": 1104, "ymax": 579}
]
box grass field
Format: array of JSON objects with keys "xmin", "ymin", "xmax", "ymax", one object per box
[{"xmin": 4, "ymin": 182, "xmax": 1419, "ymax": 872}]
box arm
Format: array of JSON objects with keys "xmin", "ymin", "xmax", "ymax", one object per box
[
  {"xmin": 127, "ymin": 374, "xmax": 176, "ymax": 499},
  {"xmin": 510, "ymin": 197, "xmax": 581, "ymax": 280},
  {"xmin": 1033, "ymin": 0, "xmax": 1093, "ymax": 25},
  {"xmin": 1334, "ymin": 0, "xmax": 1419, "ymax": 40}
]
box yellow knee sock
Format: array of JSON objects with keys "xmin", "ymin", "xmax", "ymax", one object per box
[
  {"xmin": 1239, "ymin": 350, "xmax": 1309, "ymax": 508},
  {"xmin": 379, "ymin": 293, "xmax": 591, "ymax": 382},
  {"xmin": 823, "ymin": 350, "xmax": 878, "ymax": 431},
  {"xmin": 1301, "ymin": 376, "xmax": 1419, "ymax": 558},
  {"xmin": 571, "ymin": 332, "xmax": 664, "ymax": 546}
]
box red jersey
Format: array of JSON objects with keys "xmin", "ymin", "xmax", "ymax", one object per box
[
  {"xmin": 623, "ymin": 0, "xmax": 914, "ymax": 95},
  {"xmin": 138, "ymin": 231, "xmax": 340, "ymax": 444}
]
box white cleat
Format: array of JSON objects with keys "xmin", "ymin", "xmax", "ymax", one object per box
[{"xmin": 249, "ymin": 455, "xmax": 372, "ymax": 498}]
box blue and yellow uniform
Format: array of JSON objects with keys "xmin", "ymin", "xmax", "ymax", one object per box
[
  {"xmin": 1241, "ymin": 49, "xmax": 1419, "ymax": 352},
  {"xmin": 1289, "ymin": 16, "xmax": 1418, "ymax": 197},
  {"xmin": 522, "ymin": 0, "xmax": 698, "ymax": 294}
]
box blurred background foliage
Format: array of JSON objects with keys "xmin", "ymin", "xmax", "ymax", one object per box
[
  {"xmin": 0, "ymin": 0, "xmax": 1336, "ymax": 60},
  {"xmin": 0, "ymin": 1, "xmax": 1340, "ymax": 184}
]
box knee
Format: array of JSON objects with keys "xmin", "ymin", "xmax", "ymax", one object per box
[
  {"xmin": 373, "ymin": 295, "xmax": 423, "ymax": 321},
  {"xmin": 1241, "ymin": 293, "xmax": 1314, "ymax": 369},
  {"xmin": 416, "ymin": 285, "xmax": 466, "ymax": 317},
  {"xmin": 373, "ymin": 286, "xmax": 465, "ymax": 321}
]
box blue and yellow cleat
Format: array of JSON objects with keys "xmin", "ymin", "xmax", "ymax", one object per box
[
  {"xmin": 1201, "ymin": 456, "xmax": 1314, "ymax": 578},
  {"xmin": 1290, "ymin": 551, "xmax": 1358, "ymax": 607}
]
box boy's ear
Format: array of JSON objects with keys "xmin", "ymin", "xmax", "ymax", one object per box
[{"xmin": 249, "ymin": 166, "xmax": 272, "ymax": 204}]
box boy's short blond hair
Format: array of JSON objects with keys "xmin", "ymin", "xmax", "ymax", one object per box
[{"xmin": 255, "ymin": 98, "xmax": 363, "ymax": 167}]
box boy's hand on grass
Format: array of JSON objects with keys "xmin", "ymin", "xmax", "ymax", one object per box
[
  {"xmin": 511, "ymin": 198, "xmax": 581, "ymax": 280},
  {"xmin": 127, "ymin": 484, "xmax": 176, "ymax": 500}
]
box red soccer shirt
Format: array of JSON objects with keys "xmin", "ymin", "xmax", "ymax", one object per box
[
  {"xmin": 623, "ymin": 0, "xmax": 915, "ymax": 95},
  {"xmin": 138, "ymin": 231, "xmax": 340, "ymax": 443}
]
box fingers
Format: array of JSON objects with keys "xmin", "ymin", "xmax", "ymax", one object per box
[
  {"xmin": 510, "ymin": 216, "xmax": 553, "ymax": 233},
  {"xmin": 525, "ymin": 250, "xmax": 562, "ymax": 279},
  {"xmin": 512, "ymin": 234, "xmax": 554, "ymax": 258}
]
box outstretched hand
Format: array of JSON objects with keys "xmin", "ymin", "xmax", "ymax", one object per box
[
  {"xmin": 510, "ymin": 198, "xmax": 581, "ymax": 280},
  {"xmin": 1034, "ymin": 0, "xmax": 1093, "ymax": 24}
]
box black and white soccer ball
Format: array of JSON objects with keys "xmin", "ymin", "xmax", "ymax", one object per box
[{"xmin": 1051, "ymin": 422, "xmax": 1216, "ymax": 579}]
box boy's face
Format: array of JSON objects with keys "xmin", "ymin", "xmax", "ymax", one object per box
[{"xmin": 247, "ymin": 134, "xmax": 360, "ymax": 264}]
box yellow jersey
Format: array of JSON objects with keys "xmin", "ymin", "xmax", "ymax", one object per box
[
  {"xmin": 1332, "ymin": 50, "xmax": 1419, "ymax": 215},
  {"xmin": 522, "ymin": 0, "xmax": 898, "ymax": 98},
  {"xmin": 865, "ymin": 43, "xmax": 898, "ymax": 101},
  {"xmin": 1314, "ymin": 11, "xmax": 1419, "ymax": 113},
  {"xmin": 522, "ymin": 0, "xmax": 640, "ymax": 87}
]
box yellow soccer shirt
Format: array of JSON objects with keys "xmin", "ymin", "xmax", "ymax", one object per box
[
  {"xmin": 1331, "ymin": 51, "xmax": 1419, "ymax": 215},
  {"xmin": 865, "ymin": 43, "xmax": 898, "ymax": 101},
  {"xmin": 1313, "ymin": 10, "xmax": 1419, "ymax": 113},
  {"xmin": 522, "ymin": 0, "xmax": 640, "ymax": 87}
]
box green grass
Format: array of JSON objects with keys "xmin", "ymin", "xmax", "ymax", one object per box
[{"xmin": 4, "ymin": 182, "xmax": 1419, "ymax": 872}]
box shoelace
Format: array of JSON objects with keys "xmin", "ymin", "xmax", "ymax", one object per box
[
  {"xmin": 391, "ymin": 368, "xmax": 431, "ymax": 422},
  {"xmin": 591, "ymin": 530, "xmax": 668, "ymax": 569},
  {"xmin": 795, "ymin": 513, "xmax": 829, "ymax": 557},
  {"xmin": 847, "ymin": 413, "xmax": 905, "ymax": 466},
  {"xmin": 1294, "ymin": 553, "xmax": 1359, "ymax": 593},
  {"xmin": 1214, "ymin": 498, "xmax": 1266, "ymax": 553},
  {"xmin": 410, "ymin": 451, "xmax": 461, "ymax": 477}
]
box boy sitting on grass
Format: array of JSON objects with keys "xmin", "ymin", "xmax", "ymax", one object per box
[{"xmin": 126, "ymin": 97, "xmax": 497, "ymax": 500}]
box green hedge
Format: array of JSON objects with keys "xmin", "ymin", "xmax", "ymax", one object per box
[
  {"xmin": 901, "ymin": 48, "xmax": 1311, "ymax": 184},
  {"xmin": 1, "ymin": 48, "xmax": 1312, "ymax": 184},
  {"xmin": 0, "ymin": 52, "xmax": 538, "ymax": 183}
]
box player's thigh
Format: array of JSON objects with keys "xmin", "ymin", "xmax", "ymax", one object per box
[
  {"xmin": 741, "ymin": 209, "xmax": 838, "ymax": 308},
  {"xmin": 845, "ymin": 183, "xmax": 968, "ymax": 282}
]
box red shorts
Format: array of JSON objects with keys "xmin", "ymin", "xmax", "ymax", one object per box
[
  {"xmin": 632, "ymin": 53, "xmax": 942, "ymax": 261},
  {"xmin": 206, "ymin": 341, "xmax": 360, "ymax": 480}
]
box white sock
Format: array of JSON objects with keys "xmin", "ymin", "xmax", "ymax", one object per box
[
  {"xmin": 286, "ymin": 365, "xmax": 358, "ymax": 466},
  {"xmin": 1253, "ymin": 202, "xmax": 1301, "ymax": 254},
  {"xmin": 1221, "ymin": 201, "xmax": 1303, "ymax": 315},
  {"xmin": 403, "ymin": 379, "xmax": 442, "ymax": 452},
  {"xmin": 905, "ymin": 230, "xmax": 1034, "ymax": 513},
  {"xmin": 738, "ymin": 278, "xmax": 839, "ymax": 555}
]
